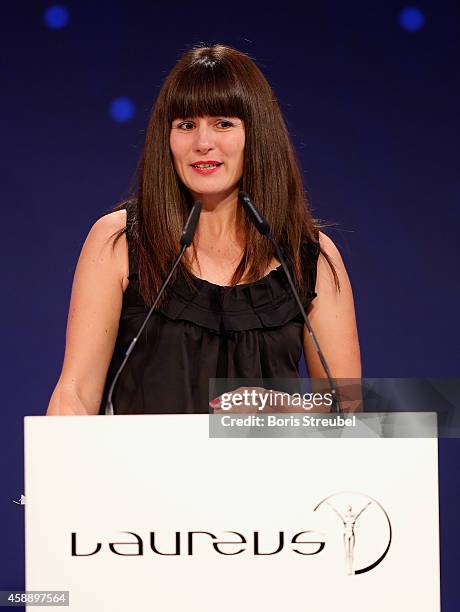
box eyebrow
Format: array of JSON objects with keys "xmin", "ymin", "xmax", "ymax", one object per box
[{"xmin": 173, "ymin": 116, "xmax": 241, "ymax": 121}]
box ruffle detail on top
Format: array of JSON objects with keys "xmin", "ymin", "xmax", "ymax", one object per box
[
  {"xmin": 124, "ymin": 242, "xmax": 319, "ymax": 334},
  {"xmin": 157, "ymin": 268, "xmax": 316, "ymax": 333}
]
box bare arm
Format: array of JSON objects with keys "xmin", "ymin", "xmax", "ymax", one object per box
[
  {"xmin": 46, "ymin": 210, "xmax": 128, "ymax": 415},
  {"xmin": 304, "ymin": 232, "xmax": 362, "ymax": 411}
]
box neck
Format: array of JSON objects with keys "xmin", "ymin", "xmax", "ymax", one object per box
[{"xmin": 192, "ymin": 189, "xmax": 242, "ymax": 241}]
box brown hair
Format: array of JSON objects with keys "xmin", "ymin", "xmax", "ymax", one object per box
[{"xmin": 113, "ymin": 43, "xmax": 338, "ymax": 305}]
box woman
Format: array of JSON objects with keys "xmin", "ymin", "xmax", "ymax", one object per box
[{"xmin": 46, "ymin": 44, "xmax": 361, "ymax": 416}]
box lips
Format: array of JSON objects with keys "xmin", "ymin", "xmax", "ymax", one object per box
[
  {"xmin": 190, "ymin": 160, "xmax": 223, "ymax": 169},
  {"xmin": 190, "ymin": 161, "xmax": 224, "ymax": 175}
]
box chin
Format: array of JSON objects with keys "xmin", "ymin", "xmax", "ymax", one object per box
[{"xmin": 188, "ymin": 184, "xmax": 232, "ymax": 197}]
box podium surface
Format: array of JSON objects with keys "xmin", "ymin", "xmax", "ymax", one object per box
[{"xmin": 24, "ymin": 414, "xmax": 440, "ymax": 611}]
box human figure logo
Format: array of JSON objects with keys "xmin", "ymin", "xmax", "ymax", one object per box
[{"xmin": 314, "ymin": 492, "xmax": 392, "ymax": 575}]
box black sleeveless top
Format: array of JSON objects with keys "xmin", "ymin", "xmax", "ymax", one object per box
[{"xmin": 100, "ymin": 203, "xmax": 320, "ymax": 414}]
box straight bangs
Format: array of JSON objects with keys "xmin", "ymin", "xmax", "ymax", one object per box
[{"xmin": 166, "ymin": 63, "xmax": 248, "ymax": 122}]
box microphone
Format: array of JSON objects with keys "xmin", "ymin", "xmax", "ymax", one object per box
[
  {"xmin": 180, "ymin": 200, "xmax": 202, "ymax": 247},
  {"xmin": 105, "ymin": 200, "xmax": 202, "ymax": 416},
  {"xmin": 238, "ymin": 191, "xmax": 270, "ymax": 236},
  {"xmin": 238, "ymin": 190, "xmax": 341, "ymax": 413}
]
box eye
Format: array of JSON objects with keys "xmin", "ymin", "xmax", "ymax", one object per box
[
  {"xmin": 216, "ymin": 119, "xmax": 235, "ymax": 128},
  {"xmin": 176, "ymin": 121, "xmax": 195, "ymax": 130}
]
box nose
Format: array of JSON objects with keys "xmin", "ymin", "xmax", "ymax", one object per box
[{"xmin": 193, "ymin": 121, "xmax": 214, "ymax": 153}]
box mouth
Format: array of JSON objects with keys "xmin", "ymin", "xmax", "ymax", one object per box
[
  {"xmin": 190, "ymin": 162, "xmax": 223, "ymax": 169},
  {"xmin": 190, "ymin": 162, "xmax": 224, "ymax": 175}
]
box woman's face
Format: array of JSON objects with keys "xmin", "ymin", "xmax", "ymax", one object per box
[{"xmin": 170, "ymin": 115, "xmax": 245, "ymax": 202}]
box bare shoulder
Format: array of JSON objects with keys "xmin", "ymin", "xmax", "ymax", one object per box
[
  {"xmin": 81, "ymin": 208, "xmax": 129, "ymax": 290},
  {"xmin": 316, "ymin": 230, "xmax": 349, "ymax": 292},
  {"xmin": 318, "ymin": 230, "xmax": 343, "ymax": 263},
  {"xmin": 91, "ymin": 208, "xmax": 127, "ymax": 236}
]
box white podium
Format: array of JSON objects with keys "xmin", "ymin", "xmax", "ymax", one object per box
[{"xmin": 24, "ymin": 414, "xmax": 440, "ymax": 612}]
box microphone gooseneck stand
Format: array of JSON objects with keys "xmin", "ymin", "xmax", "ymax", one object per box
[
  {"xmin": 105, "ymin": 201, "xmax": 202, "ymax": 416},
  {"xmin": 238, "ymin": 191, "xmax": 342, "ymax": 413}
]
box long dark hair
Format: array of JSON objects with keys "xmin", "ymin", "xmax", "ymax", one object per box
[{"xmin": 113, "ymin": 44, "xmax": 338, "ymax": 305}]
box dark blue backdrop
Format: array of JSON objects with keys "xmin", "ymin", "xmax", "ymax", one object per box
[{"xmin": 1, "ymin": 1, "xmax": 459, "ymax": 608}]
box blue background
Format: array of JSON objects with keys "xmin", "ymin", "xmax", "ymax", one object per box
[{"xmin": 1, "ymin": 1, "xmax": 459, "ymax": 608}]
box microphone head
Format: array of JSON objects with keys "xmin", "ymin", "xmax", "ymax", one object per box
[
  {"xmin": 180, "ymin": 200, "xmax": 202, "ymax": 247},
  {"xmin": 238, "ymin": 191, "xmax": 271, "ymax": 236}
]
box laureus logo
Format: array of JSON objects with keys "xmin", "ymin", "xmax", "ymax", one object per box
[
  {"xmin": 71, "ymin": 491, "xmax": 391, "ymax": 577},
  {"xmin": 314, "ymin": 491, "xmax": 392, "ymax": 575}
]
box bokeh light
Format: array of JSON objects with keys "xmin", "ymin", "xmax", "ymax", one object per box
[
  {"xmin": 109, "ymin": 97, "xmax": 136, "ymax": 123},
  {"xmin": 399, "ymin": 6, "xmax": 425, "ymax": 32},
  {"xmin": 43, "ymin": 5, "xmax": 70, "ymax": 30}
]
